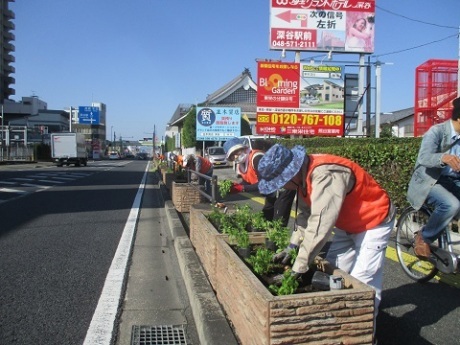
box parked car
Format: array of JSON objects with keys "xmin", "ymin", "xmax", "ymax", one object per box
[{"xmin": 205, "ymin": 146, "xmax": 228, "ymax": 168}]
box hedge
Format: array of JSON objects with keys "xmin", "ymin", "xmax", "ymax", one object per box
[{"xmin": 277, "ymin": 137, "xmax": 423, "ymax": 215}]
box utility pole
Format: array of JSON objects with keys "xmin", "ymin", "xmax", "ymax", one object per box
[
  {"xmin": 366, "ymin": 57, "xmax": 372, "ymax": 137},
  {"xmin": 1, "ymin": 105, "xmax": 3, "ymax": 161},
  {"xmin": 153, "ymin": 125, "xmax": 156, "ymax": 157},
  {"xmin": 69, "ymin": 106, "xmax": 72, "ymax": 132}
]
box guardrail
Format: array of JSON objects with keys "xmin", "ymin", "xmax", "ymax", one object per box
[{"xmin": 184, "ymin": 167, "xmax": 219, "ymax": 204}]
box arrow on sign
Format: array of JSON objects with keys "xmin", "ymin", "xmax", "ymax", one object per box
[{"xmin": 276, "ymin": 10, "xmax": 308, "ymax": 27}]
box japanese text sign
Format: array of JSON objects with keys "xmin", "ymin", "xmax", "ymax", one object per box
[
  {"xmin": 196, "ymin": 107, "xmax": 241, "ymax": 141},
  {"xmin": 270, "ymin": 0, "xmax": 375, "ymax": 54}
]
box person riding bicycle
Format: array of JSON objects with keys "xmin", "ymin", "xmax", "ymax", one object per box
[
  {"xmin": 407, "ymin": 97, "xmax": 460, "ymax": 259},
  {"xmin": 223, "ymin": 137, "xmax": 296, "ymax": 227}
]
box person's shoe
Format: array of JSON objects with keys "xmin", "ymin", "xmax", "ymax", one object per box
[{"xmin": 414, "ymin": 232, "xmax": 431, "ymax": 259}]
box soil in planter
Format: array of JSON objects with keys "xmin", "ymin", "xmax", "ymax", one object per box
[{"xmin": 232, "ymin": 244, "xmax": 345, "ymax": 295}]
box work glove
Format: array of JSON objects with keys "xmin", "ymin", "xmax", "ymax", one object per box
[
  {"xmin": 272, "ymin": 243, "xmax": 298, "ymax": 265},
  {"xmin": 270, "ymin": 270, "xmax": 302, "ymax": 287},
  {"xmin": 230, "ymin": 182, "xmax": 245, "ymax": 194}
]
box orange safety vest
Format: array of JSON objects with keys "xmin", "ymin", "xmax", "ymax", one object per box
[
  {"xmin": 195, "ymin": 156, "xmax": 213, "ymax": 174},
  {"xmin": 239, "ymin": 150, "xmax": 263, "ymax": 184},
  {"xmin": 303, "ymin": 154, "xmax": 391, "ymax": 233}
]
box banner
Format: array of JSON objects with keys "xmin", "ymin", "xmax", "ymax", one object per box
[
  {"xmin": 270, "ymin": 0, "xmax": 375, "ymax": 54},
  {"xmin": 256, "ymin": 61, "xmax": 344, "ymax": 136}
]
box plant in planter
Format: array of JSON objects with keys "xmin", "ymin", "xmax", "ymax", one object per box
[
  {"xmin": 207, "ymin": 207, "xmax": 225, "ymax": 229},
  {"xmin": 265, "ymin": 219, "xmax": 290, "ymax": 252},
  {"xmin": 220, "ymin": 218, "xmax": 239, "ymax": 239},
  {"xmin": 232, "ymin": 204, "xmax": 253, "ymax": 228},
  {"xmin": 248, "ymin": 211, "xmax": 266, "ymax": 232},
  {"xmin": 235, "ymin": 228, "xmax": 251, "ymax": 258},
  {"xmin": 269, "ymin": 269, "xmax": 300, "ymax": 296},
  {"xmin": 246, "ymin": 247, "xmax": 277, "ymax": 275},
  {"xmin": 174, "ymin": 168, "xmax": 187, "ymax": 182}
]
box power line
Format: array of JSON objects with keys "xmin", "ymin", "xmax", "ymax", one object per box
[
  {"xmin": 376, "ymin": 5, "xmax": 459, "ymax": 29},
  {"xmin": 373, "ymin": 33, "xmax": 458, "ymax": 58}
]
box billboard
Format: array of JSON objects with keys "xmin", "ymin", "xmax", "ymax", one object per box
[
  {"xmin": 270, "ymin": 0, "xmax": 375, "ymax": 54},
  {"xmin": 78, "ymin": 106, "xmax": 100, "ymax": 125},
  {"xmin": 196, "ymin": 107, "xmax": 241, "ymax": 141},
  {"xmin": 256, "ymin": 61, "xmax": 344, "ymax": 136}
]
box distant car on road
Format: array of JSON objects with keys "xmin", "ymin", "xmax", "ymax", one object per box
[
  {"xmin": 136, "ymin": 152, "xmax": 148, "ymax": 160},
  {"xmin": 109, "ymin": 152, "xmax": 120, "ymax": 160},
  {"xmin": 205, "ymin": 146, "xmax": 228, "ymax": 168}
]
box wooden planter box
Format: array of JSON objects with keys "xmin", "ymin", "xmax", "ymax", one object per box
[
  {"xmin": 163, "ymin": 172, "xmax": 175, "ymax": 190},
  {"xmin": 172, "ymin": 182, "xmax": 206, "ymax": 213},
  {"xmin": 190, "ymin": 205, "xmax": 375, "ymax": 345}
]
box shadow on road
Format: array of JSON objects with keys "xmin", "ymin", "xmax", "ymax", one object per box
[{"xmin": 377, "ymin": 281, "xmax": 460, "ymax": 344}]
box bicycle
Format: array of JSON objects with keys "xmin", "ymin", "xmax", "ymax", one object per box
[{"xmin": 395, "ymin": 205, "xmax": 460, "ymax": 282}]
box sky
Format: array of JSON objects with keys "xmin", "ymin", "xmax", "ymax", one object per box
[{"xmin": 9, "ymin": 0, "xmax": 460, "ymax": 141}]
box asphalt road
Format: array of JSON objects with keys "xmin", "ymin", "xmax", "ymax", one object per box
[
  {"xmin": 213, "ymin": 166, "xmax": 460, "ymax": 345},
  {"xmin": 0, "ymin": 160, "xmax": 148, "ymax": 345}
]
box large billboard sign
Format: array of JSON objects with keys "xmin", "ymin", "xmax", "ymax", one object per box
[
  {"xmin": 196, "ymin": 107, "xmax": 241, "ymax": 141},
  {"xmin": 78, "ymin": 106, "xmax": 100, "ymax": 125},
  {"xmin": 256, "ymin": 61, "xmax": 344, "ymax": 136},
  {"xmin": 270, "ymin": 0, "xmax": 375, "ymax": 54}
]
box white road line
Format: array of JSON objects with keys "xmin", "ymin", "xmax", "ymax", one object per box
[
  {"xmin": 0, "ymin": 188, "xmax": 27, "ymax": 193},
  {"xmin": 0, "ymin": 181, "xmax": 17, "ymax": 185},
  {"xmin": 22, "ymin": 184, "xmax": 50, "ymax": 188},
  {"xmin": 83, "ymin": 162, "xmax": 149, "ymax": 345},
  {"xmin": 38, "ymin": 179, "xmax": 65, "ymax": 184},
  {"xmin": 12, "ymin": 178, "xmax": 34, "ymax": 181},
  {"xmin": 49, "ymin": 177, "xmax": 76, "ymax": 181}
]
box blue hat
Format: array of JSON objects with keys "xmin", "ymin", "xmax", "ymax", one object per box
[
  {"xmin": 258, "ymin": 144, "xmax": 306, "ymax": 195},
  {"xmin": 223, "ymin": 137, "xmax": 247, "ymax": 161}
]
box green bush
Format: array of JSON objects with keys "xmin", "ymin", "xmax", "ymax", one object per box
[{"xmin": 277, "ymin": 137, "xmax": 422, "ymax": 215}]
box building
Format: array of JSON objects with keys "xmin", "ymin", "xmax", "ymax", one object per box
[
  {"xmin": 0, "ymin": 0, "xmax": 15, "ymax": 103},
  {"xmin": 68, "ymin": 102, "xmax": 107, "ymax": 158},
  {"xmin": 166, "ymin": 68, "xmax": 258, "ymax": 153},
  {"xmin": 364, "ymin": 107, "xmax": 415, "ymax": 137}
]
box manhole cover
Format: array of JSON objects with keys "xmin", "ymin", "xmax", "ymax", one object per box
[{"xmin": 131, "ymin": 325, "xmax": 188, "ymax": 345}]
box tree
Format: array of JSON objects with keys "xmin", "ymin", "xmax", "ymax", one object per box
[
  {"xmin": 182, "ymin": 106, "xmax": 197, "ymax": 148},
  {"xmin": 241, "ymin": 115, "xmax": 252, "ymax": 135}
]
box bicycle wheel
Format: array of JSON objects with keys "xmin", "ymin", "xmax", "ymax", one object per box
[{"xmin": 395, "ymin": 206, "xmax": 438, "ymax": 283}]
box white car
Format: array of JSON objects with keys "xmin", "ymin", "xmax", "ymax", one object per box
[
  {"xmin": 109, "ymin": 152, "xmax": 120, "ymax": 160},
  {"xmin": 205, "ymin": 146, "xmax": 228, "ymax": 168}
]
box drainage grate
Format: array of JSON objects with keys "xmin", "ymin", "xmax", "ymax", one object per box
[{"xmin": 131, "ymin": 325, "xmax": 188, "ymax": 345}]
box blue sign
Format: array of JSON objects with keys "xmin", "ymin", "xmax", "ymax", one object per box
[
  {"xmin": 78, "ymin": 106, "xmax": 100, "ymax": 125},
  {"xmin": 196, "ymin": 107, "xmax": 241, "ymax": 141}
]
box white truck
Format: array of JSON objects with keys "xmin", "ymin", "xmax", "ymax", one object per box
[{"xmin": 51, "ymin": 132, "xmax": 88, "ymax": 167}]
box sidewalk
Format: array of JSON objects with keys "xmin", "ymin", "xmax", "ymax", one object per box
[{"xmin": 115, "ymin": 170, "xmax": 238, "ymax": 345}]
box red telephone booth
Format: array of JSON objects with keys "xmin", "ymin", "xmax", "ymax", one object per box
[{"xmin": 414, "ymin": 59, "xmax": 458, "ymax": 137}]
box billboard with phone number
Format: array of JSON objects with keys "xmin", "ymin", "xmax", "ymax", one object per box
[
  {"xmin": 256, "ymin": 61, "xmax": 344, "ymax": 136},
  {"xmin": 270, "ymin": 0, "xmax": 375, "ymax": 54}
]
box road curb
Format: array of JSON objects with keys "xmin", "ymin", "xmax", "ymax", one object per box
[{"xmin": 164, "ymin": 200, "xmax": 238, "ymax": 345}]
